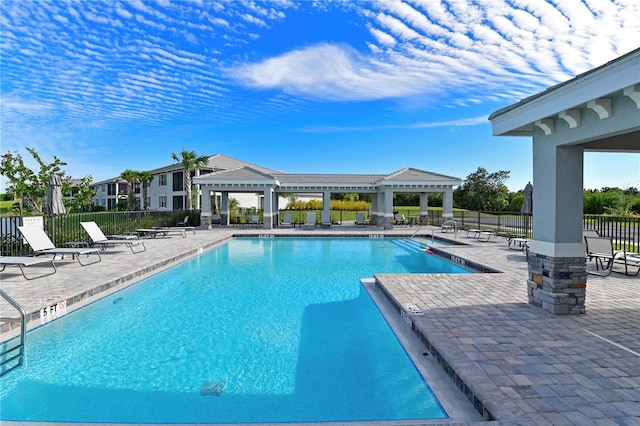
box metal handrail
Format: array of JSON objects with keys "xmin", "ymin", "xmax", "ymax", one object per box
[{"xmin": 0, "ymin": 289, "xmax": 27, "ymax": 376}]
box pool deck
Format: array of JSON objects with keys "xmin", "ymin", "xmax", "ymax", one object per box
[{"xmin": 1, "ymin": 224, "xmax": 638, "ymax": 425}]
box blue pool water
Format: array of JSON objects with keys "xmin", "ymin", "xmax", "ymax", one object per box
[{"xmin": 1, "ymin": 237, "xmax": 469, "ymax": 423}]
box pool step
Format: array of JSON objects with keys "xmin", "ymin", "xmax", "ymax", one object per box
[{"xmin": 392, "ymin": 238, "xmax": 431, "ymax": 253}]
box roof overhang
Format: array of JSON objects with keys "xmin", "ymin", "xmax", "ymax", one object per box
[{"xmin": 489, "ymin": 48, "xmax": 640, "ymax": 142}]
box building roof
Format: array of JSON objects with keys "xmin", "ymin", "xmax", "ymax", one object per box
[
  {"xmin": 194, "ymin": 166, "xmax": 461, "ymax": 192},
  {"xmin": 489, "ymin": 48, "xmax": 640, "ymax": 139}
]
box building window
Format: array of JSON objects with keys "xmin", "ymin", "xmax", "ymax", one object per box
[
  {"xmin": 159, "ymin": 174, "xmax": 167, "ymax": 187},
  {"xmin": 159, "ymin": 196, "xmax": 167, "ymax": 208},
  {"xmin": 173, "ymin": 195, "xmax": 184, "ymax": 210},
  {"xmin": 172, "ymin": 172, "xmax": 183, "ymax": 192}
]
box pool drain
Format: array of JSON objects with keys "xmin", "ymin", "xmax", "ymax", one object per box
[{"xmin": 200, "ymin": 380, "xmax": 226, "ymax": 396}]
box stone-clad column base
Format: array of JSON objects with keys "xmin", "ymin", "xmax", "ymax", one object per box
[
  {"xmin": 200, "ymin": 212, "xmax": 211, "ymax": 230},
  {"xmin": 527, "ymin": 252, "xmax": 586, "ymax": 314}
]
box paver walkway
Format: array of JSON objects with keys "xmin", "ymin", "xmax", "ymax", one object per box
[{"xmin": 1, "ymin": 225, "xmax": 638, "ymax": 425}]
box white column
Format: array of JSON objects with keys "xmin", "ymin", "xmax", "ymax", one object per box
[
  {"xmin": 200, "ymin": 185, "xmax": 212, "ymax": 229},
  {"xmin": 419, "ymin": 192, "xmax": 429, "ymax": 224},
  {"xmin": 263, "ymin": 188, "xmax": 274, "ymax": 229},
  {"xmin": 383, "ymin": 189, "xmax": 394, "ymax": 229},
  {"xmin": 442, "ymin": 189, "xmax": 454, "ymax": 220},
  {"xmin": 221, "ymin": 192, "xmax": 229, "ymax": 226},
  {"xmin": 530, "ymin": 144, "xmax": 585, "ymax": 257},
  {"xmin": 195, "ymin": 169, "xmax": 201, "ymax": 210},
  {"xmin": 322, "ymin": 191, "xmax": 331, "ymax": 223}
]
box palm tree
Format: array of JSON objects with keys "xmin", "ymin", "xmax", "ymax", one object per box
[
  {"xmin": 138, "ymin": 171, "xmax": 154, "ymax": 210},
  {"xmin": 120, "ymin": 169, "xmax": 139, "ymax": 210},
  {"xmin": 171, "ymin": 150, "xmax": 209, "ymax": 210}
]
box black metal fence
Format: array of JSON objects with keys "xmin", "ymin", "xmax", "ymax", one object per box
[
  {"xmin": 1, "ymin": 210, "xmax": 638, "ymax": 255},
  {"xmin": 0, "ymin": 210, "xmax": 199, "ymax": 256}
]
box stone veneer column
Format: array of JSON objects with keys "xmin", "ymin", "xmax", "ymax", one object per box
[
  {"xmin": 528, "ymin": 142, "xmax": 586, "ymax": 314},
  {"xmin": 527, "ymin": 253, "xmax": 586, "ymax": 314}
]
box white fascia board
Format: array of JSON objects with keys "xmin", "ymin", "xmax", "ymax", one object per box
[
  {"xmin": 375, "ymin": 180, "xmax": 462, "ymax": 188},
  {"xmin": 491, "ymin": 52, "xmax": 640, "ymax": 136},
  {"xmin": 194, "ymin": 179, "xmax": 278, "ymax": 186}
]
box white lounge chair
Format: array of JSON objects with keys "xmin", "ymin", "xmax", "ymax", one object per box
[
  {"xmin": 394, "ymin": 214, "xmax": 408, "ymax": 226},
  {"xmin": 355, "ymin": 213, "xmax": 368, "ymax": 227},
  {"xmin": 281, "ymin": 212, "xmax": 293, "ymax": 227},
  {"xmin": 248, "ymin": 215, "xmax": 260, "ymax": 227},
  {"xmin": 81, "ymin": 221, "xmax": 146, "ymax": 253},
  {"xmin": 0, "ymin": 256, "xmax": 56, "ymax": 280},
  {"xmin": 584, "ymin": 236, "xmax": 624, "ymax": 276},
  {"xmin": 304, "ymin": 212, "xmax": 316, "ymax": 230},
  {"xmin": 18, "ymin": 225, "xmax": 101, "ymax": 266}
]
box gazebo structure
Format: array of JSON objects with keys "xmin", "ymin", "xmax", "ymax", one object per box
[
  {"xmin": 490, "ymin": 48, "xmax": 639, "ymax": 314},
  {"xmin": 194, "ymin": 167, "xmax": 461, "ymax": 230}
]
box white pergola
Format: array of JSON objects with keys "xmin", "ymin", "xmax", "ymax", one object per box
[
  {"xmin": 194, "ymin": 167, "xmax": 461, "ymax": 230},
  {"xmin": 490, "ymin": 48, "xmax": 640, "ymax": 314}
]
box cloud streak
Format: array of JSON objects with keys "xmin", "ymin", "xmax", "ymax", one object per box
[{"xmin": 1, "ymin": 0, "xmax": 638, "ymax": 147}]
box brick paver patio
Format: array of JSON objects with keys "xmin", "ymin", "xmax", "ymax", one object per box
[{"xmin": 1, "ymin": 224, "xmax": 638, "ymax": 425}]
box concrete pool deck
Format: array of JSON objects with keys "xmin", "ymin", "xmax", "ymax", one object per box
[{"xmin": 1, "ymin": 224, "xmax": 638, "ymax": 425}]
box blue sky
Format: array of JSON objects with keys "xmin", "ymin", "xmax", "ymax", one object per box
[{"xmin": 1, "ymin": 0, "xmax": 638, "ymax": 192}]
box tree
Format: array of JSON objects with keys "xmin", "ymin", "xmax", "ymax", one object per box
[
  {"xmin": 171, "ymin": 150, "xmax": 209, "ymax": 210},
  {"xmin": 0, "ymin": 148, "xmax": 67, "ymax": 215},
  {"xmin": 138, "ymin": 171, "xmax": 154, "ymax": 210},
  {"xmin": 454, "ymin": 167, "xmax": 510, "ymax": 211},
  {"xmin": 119, "ymin": 169, "xmax": 140, "ymax": 211},
  {"xmin": 64, "ymin": 175, "xmax": 96, "ymax": 212}
]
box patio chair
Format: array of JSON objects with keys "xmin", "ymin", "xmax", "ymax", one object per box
[
  {"xmin": 441, "ymin": 220, "xmax": 456, "ymax": 233},
  {"xmin": 355, "ymin": 213, "xmax": 368, "ymax": 227},
  {"xmin": 248, "ymin": 215, "xmax": 260, "ymax": 228},
  {"xmin": 584, "ymin": 236, "xmax": 624, "ymax": 276},
  {"xmin": 394, "ymin": 214, "xmax": 408, "ymax": 226},
  {"xmin": 18, "ymin": 225, "xmax": 101, "ymax": 266},
  {"xmin": 281, "ymin": 212, "xmax": 293, "ymax": 227},
  {"xmin": 304, "ymin": 212, "xmax": 316, "ymax": 230},
  {"xmin": 615, "ymin": 252, "xmax": 640, "ymax": 276},
  {"xmin": 80, "ymin": 221, "xmax": 146, "ymax": 254},
  {"xmin": 177, "ymin": 215, "xmax": 189, "ymax": 226},
  {"xmin": 321, "ymin": 211, "xmax": 332, "ymax": 228},
  {"xmin": 211, "ymin": 214, "xmax": 222, "ymax": 226},
  {"xmin": 0, "ymin": 256, "xmax": 57, "ymax": 280}
]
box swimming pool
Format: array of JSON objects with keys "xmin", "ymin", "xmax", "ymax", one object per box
[{"xmin": 1, "ymin": 237, "xmax": 470, "ymax": 423}]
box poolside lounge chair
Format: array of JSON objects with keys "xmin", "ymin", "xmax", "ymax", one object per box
[
  {"xmin": 176, "ymin": 215, "xmax": 189, "ymax": 226},
  {"xmin": 584, "ymin": 236, "xmax": 623, "ymax": 276},
  {"xmin": 355, "ymin": 213, "xmax": 368, "ymax": 227},
  {"xmin": 321, "ymin": 211, "xmax": 332, "ymax": 228},
  {"xmin": 441, "ymin": 220, "xmax": 456, "ymax": 233},
  {"xmin": 304, "ymin": 212, "xmax": 316, "ymax": 230},
  {"xmin": 136, "ymin": 227, "xmax": 195, "ymax": 238},
  {"xmin": 80, "ymin": 221, "xmax": 146, "ymax": 254},
  {"xmin": 248, "ymin": 215, "xmax": 260, "ymax": 228},
  {"xmin": 281, "ymin": 212, "xmax": 293, "ymax": 227},
  {"xmin": 615, "ymin": 252, "xmax": 640, "ymax": 276},
  {"xmin": 394, "ymin": 214, "xmax": 408, "ymax": 226},
  {"xmin": 18, "ymin": 225, "xmax": 101, "ymax": 266},
  {"xmin": 0, "ymin": 256, "xmax": 56, "ymax": 280}
]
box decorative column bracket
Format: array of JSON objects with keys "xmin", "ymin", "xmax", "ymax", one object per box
[
  {"xmin": 535, "ymin": 118, "xmax": 554, "ymax": 135},
  {"xmin": 587, "ymin": 98, "xmax": 612, "ymax": 119},
  {"xmin": 623, "ymin": 84, "xmax": 640, "ymax": 109},
  {"xmin": 558, "ymin": 109, "xmax": 581, "ymax": 128}
]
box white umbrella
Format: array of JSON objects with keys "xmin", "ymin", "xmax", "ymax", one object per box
[
  {"xmin": 521, "ymin": 182, "xmax": 533, "ymax": 214},
  {"xmin": 47, "ymin": 174, "xmax": 66, "ymax": 216},
  {"xmin": 47, "ymin": 174, "xmax": 66, "ymax": 244}
]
